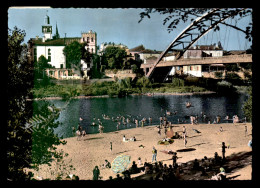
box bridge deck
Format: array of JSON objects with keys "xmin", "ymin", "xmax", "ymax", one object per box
[{"xmin": 141, "ymin": 54, "xmax": 252, "ymax": 69}]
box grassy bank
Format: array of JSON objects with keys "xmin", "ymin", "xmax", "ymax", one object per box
[{"xmin": 32, "ymin": 80, "xmax": 209, "ymax": 99}]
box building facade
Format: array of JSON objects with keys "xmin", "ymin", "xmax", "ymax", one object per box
[{"xmin": 28, "ymin": 13, "xmax": 97, "ymax": 79}]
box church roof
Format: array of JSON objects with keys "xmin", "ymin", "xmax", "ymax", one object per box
[{"xmin": 30, "ymin": 37, "xmax": 81, "ymax": 46}]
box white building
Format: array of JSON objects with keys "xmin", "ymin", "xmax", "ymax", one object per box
[
  {"xmin": 28, "ymin": 13, "xmax": 97, "ymax": 79},
  {"xmin": 182, "ymin": 44, "xmax": 224, "ymax": 77}
]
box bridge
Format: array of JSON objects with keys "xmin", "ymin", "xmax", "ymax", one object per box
[
  {"xmin": 145, "ymin": 8, "xmax": 252, "ymax": 82},
  {"xmin": 141, "ymin": 54, "xmax": 252, "ymax": 68}
]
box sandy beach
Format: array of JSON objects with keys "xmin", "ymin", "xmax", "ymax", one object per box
[{"xmin": 31, "ymin": 122, "xmax": 252, "ymax": 180}]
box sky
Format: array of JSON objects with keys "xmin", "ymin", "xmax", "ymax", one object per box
[{"xmin": 8, "ymin": 7, "xmax": 252, "ymax": 51}]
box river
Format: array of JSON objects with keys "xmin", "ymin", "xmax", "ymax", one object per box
[{"xmin": 36, "ymin": 93, "xmax": 248, "ymax": 138}]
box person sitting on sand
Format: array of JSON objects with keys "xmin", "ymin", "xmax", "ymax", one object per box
[
  {"xmin": 137, "ymin": 157, "xmax": 143, "ymax": 166},
  {"xmin": 211, "ymin": 167, "xmax": 226, "ymax": 181},
  {"xmin": 101, "ymin": 160, "xmax": 111, "ymax": 169},
  {"xmin": 129, "ymin": 136, "xmax": 136, "ymax": 141},
  {"xmin": 192, "ymin": 159, "xmax": 200, "ymax": 170},
  {"xmin": 123, "ymin": 135, "xmax": 128, "ymax": 142},
  {"xmin": 129, "ymin": 161, "xmax": 139, "ymax": 174}
]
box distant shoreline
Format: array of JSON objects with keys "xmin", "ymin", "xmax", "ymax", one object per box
[{"xmin": 27, "ymin": 91, "xmax": 216, "ymax": 101}]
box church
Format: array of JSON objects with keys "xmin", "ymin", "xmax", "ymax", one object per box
[{"xmin": 28, "ymin": 13, "xmax": 97, "ymax": 79}]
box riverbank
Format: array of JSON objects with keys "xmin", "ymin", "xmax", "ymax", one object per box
[
  {"xmin": 30, "ymin": 122, "xmax": 252, "ymax": 180},
  {"xmin": 28, "ymin": 91, "xmax": 217, "ymax": 101}
]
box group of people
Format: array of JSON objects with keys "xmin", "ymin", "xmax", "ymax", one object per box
[{"xmin": 123, "ymin": 135, "xmax": 136, "ymax": 142}]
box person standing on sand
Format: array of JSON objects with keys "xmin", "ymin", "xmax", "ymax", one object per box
[
  {"xmin": 152, "ymin": 146, "xmax": 157, "ymax": 162},
  {"xmin": 93, "ymin": 166, "xmax": 100, "ymax": 180},
  {"xmin": 183, "ymin": 126, "xmax": 186, "ymax": 137},
  {"xmin": 110, "ymin": 142, "xmax": 112, "ymax": 152},
  {"xmin": 216, "ymin": 116, "xmax": 221, "ymax": 124},
  {"xmin": 135, "ymin": 119, "xmax": 138, "ymax": 128},
  {"xmin": 222, "ymin": 142, "xmax": 227, "ymax": 161},
  {"xmin": 245, "ymin": 126, "xmax": 248, "ymax": 137},
  {"xmin": 184, "ymin": 134, "xmax": 187, "ymax": 147}
]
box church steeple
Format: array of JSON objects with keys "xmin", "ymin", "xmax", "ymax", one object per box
[
  {"xmin": 53, "ymin": 22, "xmax": 60, "ymax": 39},
  {"xmin": 42, "ymin": 11, "xmax": 52, "ymax": 42}
]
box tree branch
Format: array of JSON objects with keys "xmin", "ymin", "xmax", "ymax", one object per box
[{"xmin": 219, "ymin": 22, "xmax": 247, "ymax": 34}]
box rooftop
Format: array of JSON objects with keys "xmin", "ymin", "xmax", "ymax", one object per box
[{"xmin": 29, "ymin": 37, "xmax": 81, "ymax": 46}]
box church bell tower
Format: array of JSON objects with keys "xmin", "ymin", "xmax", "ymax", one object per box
[{"xmin": 42, "ymin": 11, "xmax": 52, "ymax": 42}]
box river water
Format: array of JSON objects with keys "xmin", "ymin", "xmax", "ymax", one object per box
[{"xmin": 37, "ymin": 93, "xmax": 248, "ymax": 138}]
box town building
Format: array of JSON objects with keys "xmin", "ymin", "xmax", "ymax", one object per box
[{"xmin": 28, "ymin": 13, "xmax": 97, "ymax": 80}]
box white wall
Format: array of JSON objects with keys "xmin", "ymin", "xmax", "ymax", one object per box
[
  {"xmin": 203, "ymin": 50, "xmax": 223, "ymax": 57},
  {"xmin": 183, "ymin": 65, "xmax": 202, "ymax": 77},
  {"xmin": 35, "ymin": 45, "xmax": 66, "ymax": 68},
  {"xmin": 163, "ymin": 55, "xmax": 176, "ymax": 61}
]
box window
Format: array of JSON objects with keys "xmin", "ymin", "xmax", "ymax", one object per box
[
  {"xmin": 91, "ymin": 48, "xmax": 93, "ymax": 53},
  {"xmin": 190, "ymin": 66, "xmax": 193, "ymax": 71},
  {"xmin": 48, "ymin": 49, "xmax": 51, "ymax": 62},
  {"xmin": 87, "ymin": 37, "xmax": 89, "ymax": 42},
  {"xmin": 91, "ymin": 37, "xmax": 93, "ymax": 42},
  {"xmin": 34, "ymin": 48, "xmax": 37, "ymax": 62},
  {"xmin": 60, "ymin": 64, "xmax": 63, "ymax": 69}
]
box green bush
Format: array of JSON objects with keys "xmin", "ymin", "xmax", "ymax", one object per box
[
  {"xmin": 214, "ymin": 71, "xmax": 223, "ymax": 79},
  {"xmin": 172, "ymin": 78, "xmax": 185, "ymax": 87}
]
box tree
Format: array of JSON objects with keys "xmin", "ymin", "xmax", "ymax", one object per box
[
  {"xmin": 63, "ymin": 41, "xmax": 82, "ymax": 69},
  {"xmin": 243, "ymin": 87, "xmax": 252, "ymax": 121},
  {"xmin": 103, "ymin": 46, "xmax": 127, "ymax": 69},
  {"xmin": 33, "ymin": 55, "xmax": 53, "ymax": 88},
  {"xmin": 7, "ymin": 27, "xmax": 34, "ymax": 180},
  {"xmin": 63, "ymin": 41, "xmax": 92, "ymax": 77},
  {"xmin": 138, "ymin": 8, "xmax": 252, "ymax": 41},
  {"xmin": 30, "ymin": 102, "xmax": 67, "ymax": 169}
]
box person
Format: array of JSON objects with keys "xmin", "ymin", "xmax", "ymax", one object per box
[
  {"xmin": 222, "ymin": 142, "xmax": 227, "ymax": 161},
  {"xmin": 135, "ymin": 119, "xmax": 138, "ymax": 128},
  {"xmin": 183, "ymin": 126, "xmax": 186, "ymax": 137},
  {"xmin": 76, "ymin": 130, "xmax": 81, "ymax": 141},
  {"xmin": 115, "ymin": 174, "xmax": 123, "ymax": 181},
  {"xmin": 172, "ymin": 152, "xmax": 177, "ymax": 167},
  {"xmin": 192, "ymin": 159, "xmax": 200, "ymax": 170},
  {"xmin": 184, "ymin": 134, "xmax": 187, "ymax": 147},
  {"xmin": 245, "ymin": 126, "xmax": 248, "ymax": 137},
  {"xmin": 77, "ymin": 124, "xmax": 82, "ymax": 132},
  {"xmin": 130, "ymin": 136, "xmax": 136, "ymax": 141},
  {"xmin": 157, "ymin": 126, "xmax": 161, "ymax": 136},
  {"xmin": 216, "ymin": 115, "xmax": 221, "ymax": 123},
  {"xmin": 110, "ymin": 142, "xmax": 112, "ymax": 152},
  {"xmin": 101, "ymin": 160, "xmax": 111, "ymax": 169},
  {"xmin": 149, "ymin": 117, "xmax": 152, "ymax": 125},
  {"xmin": 152, "ymin": 146, "xmax": 157, "ymax": 163},
  {"xmin": 81, "ymin": 130, "xmax": 86, "ymax": 137},
  {"xmin": 129, "ymin": 161, "xmax": 139, "ymax": 174},
  {"xmin": 219, "ymin": 127, "xmax": 223, "ymax": 132},
  {"xmin": 93, "ymin": 166, "xmax": 100, "ymax": 180},
  {"xmin": 123, "ymin": 135, "xmax": 128, "ymax": 142},
  {"xmin": 211, "ymin": 167, "xmax": 226, "ymax": 180},
  {"xmin": 137, "ymin": 157, "xmax": 143, "ymax": 166},
  {"xmin": 190, "ymin": 116, "xmax": 194, "ymax": 125}
]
